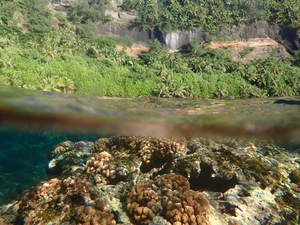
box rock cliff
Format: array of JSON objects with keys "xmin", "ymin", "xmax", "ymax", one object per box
[
  {"xmin": 52, "ymin": 0, "xmax": 75, "ymax": 6},
  {"xmin": 52, "ymin": 0, "xmax": 300, "ymax": 55}
]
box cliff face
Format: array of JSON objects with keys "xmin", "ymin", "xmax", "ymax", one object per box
[
  {"xmin": 94, "ymin": 21, "xmax": 299, "ymax": 55},
  {"xmin": 158, "ymin": 22, "xmax": 300, "ymax": 53},
  {"xmin": 93, "ymin": 22, "xmax": 157, "ymax": 45},
  {"xmin": 51, "ymin": 0, "xmax": 300, "ymax": 54},
  {"xmin": 158, "ymin": 29, "xmax": 208, "ymax": 49},
  {"xmin": 53, "ymin": 0, "xmax": 76, "ymax": 6}
]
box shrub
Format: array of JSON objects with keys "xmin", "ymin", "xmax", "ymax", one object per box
[
  {"xmin": 95, "ymin": 35, "xmax": 117, "ymax": 48},
  {"xmin": 148, "ymin": 38, "xmax": 165, "ymax": 52},
  {"xmin": 118, "ymin": 35, "xmax": 134, "ymax": 49},
  {"xmin": 241, "ymin": 45, "xmax": 255, "ymax": 57}
]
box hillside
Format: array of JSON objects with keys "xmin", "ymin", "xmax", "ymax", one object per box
[
  {"xmin": 0, "ymin": 0, "xmax": 300, "ymax": 99},
  {"xmin": 48, "ymin": 0, "xmax": 300, "ymax": 60}
]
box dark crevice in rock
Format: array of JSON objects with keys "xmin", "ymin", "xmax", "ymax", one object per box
[
  {"xmin": 289, "ymin": 171, "xmax": 298, "ymax": 184},
  {"xmin": 140, "ymin": 161, "xmax": 171, "ymax": 174},
  {"xmin": 109, "ymin": 176, "xmax": 125, "ymax": 185},
  {"xmin": 278, "ymin": 26, "xmax": 299, "ymax": 55},
  {"xmin": 149, "ymin": 162, "xmax": 171, "ymax": 179},
  {"xmin": 190, "ymin": 164, "xmax": 238, "ymax": 192},
  {"xmin": 219, "ymin": 202, "xmax": 241, "ymax": 216},
  {"xmin": 46, "ymin": 161, "xmax": 63, "ymax": 177},
  {"xmin": 140, "ymin": 163, "xmax": 152, "ymax": 173}
]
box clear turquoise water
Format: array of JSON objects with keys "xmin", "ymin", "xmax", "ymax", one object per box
[
  {"xmin": 0, "ymin": 126, "xmax": 104, "ymax": 205},
  {"xmin": 0, "ymin": 84, "xmax": 300, "ymax": 205}
]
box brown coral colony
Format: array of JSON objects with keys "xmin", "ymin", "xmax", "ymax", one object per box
[
  {"xmin": 127, "ymin": 173, "xmax": 210, "ymax": 225},
  {"xmin": 17, "ymin": 177, "xmax": 117, "ymax": 225},
  {"xmin": 86, "ymin": 151, "xmax": 117, "ymax": 180}
]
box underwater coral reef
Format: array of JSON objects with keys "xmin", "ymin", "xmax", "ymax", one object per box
[{"xmin": 1, "ymin": 134, "xmax": 300, "ymax": 224}]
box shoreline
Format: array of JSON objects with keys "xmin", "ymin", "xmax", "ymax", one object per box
[{"xmin": 96, "ymin": 96, "xmax": 135, "ymax": 100}]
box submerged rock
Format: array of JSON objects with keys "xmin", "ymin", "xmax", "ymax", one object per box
[
  {"xmin": 274, "ymin": 98, "xmax": 300, "ymax": 105},
  {"xmin": 1, "ymin": 135, "xmax": 300, "ymax": 224}
]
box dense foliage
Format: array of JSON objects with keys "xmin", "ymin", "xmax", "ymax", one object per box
[
  {"xmin": 0, "ymin": 0, "xmax": 53, "ymax": 32},
  {"xmin": 0, "ymin": 0, "xmax": 109, "ymax": 40},
  {"xmin": 122, "ymin": 0, "xmax": 300, "ymax": 32},
  {"xmin": 0, "ymin": 0, "xmax": 300, "ymax": 98},
  {"xmin": 67, "ymin": 0, "xmax": 109, "ymax": 41},
  {"xmin": 1, "ymin": 26, "xmax": 300, "ymax": 98}
]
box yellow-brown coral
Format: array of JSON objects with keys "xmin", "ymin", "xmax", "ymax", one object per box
[
  {"xmin": 102, "ymin": 135, "xmax": 187, "ymax": 167},
  {"xmin": 86, "ymin": 151, "xmax": 116, "ymax": 180},
  {"xmin": 17, "ymin": 177, "xmax": 116, "ymax": 225},
  {"xmin": 48, "ymin": 141, "xmax": 74, "ymax": 159},
  {"xmin": 127, "ymin": 173, "xmax": 210, "ymax": 225},
  {"xmin": 75, "ymin": 198, "xmax": 116, "ymax": 225},
  {"xmin": 92, "ymin": 138, "xmax": 110, "ymax": 153}
]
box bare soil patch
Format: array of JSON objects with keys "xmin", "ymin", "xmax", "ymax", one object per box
[{"xmin": 116, "ymin": 44, "xmax": 149, "ymax": 57}]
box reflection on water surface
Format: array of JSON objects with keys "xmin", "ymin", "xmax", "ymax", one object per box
[
  {"xmin": 1, "ymin": 84, "xmax": 300, "ymax": 139},
  {"xmin": 0, "ymin": 84, "xmax": 300, "ymax": 224}
]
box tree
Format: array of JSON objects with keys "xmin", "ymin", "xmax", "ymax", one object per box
[
  {"xmin": 58, "ymin": 77, "xmax": 76, "ymax": 93},
  {"xmin": 68, "ymin": 0, "xmax": 90, "ymax": 23},
  {"xmin": 21, "ymin": 0, "xmax": 53, "ymax": 32},
  {"xmin": 294, "ymin": 50, "xmax": 300, "ymax": 67},
  {"xmin": 41, "ymin": 45, "xmax": 57, "ymax": 64},
  {"xmin": 0, "ymin": 1, "xmax": 16, "ymax": 25},
  {"xmin": 153, "ymin": 82, "xmax": 170, "ymax": 98},
  {"xmin": 172, "ymin": 80, "xmax": 187, "ymax": 97},
  {"xmin": 148, "ymin": 38, "xmax": 165, "ymax": 52}
]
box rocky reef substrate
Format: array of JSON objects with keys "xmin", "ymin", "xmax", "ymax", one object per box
[{"xmin": 1, "ymin": 134, "xmax": 300, "ymax": 224}]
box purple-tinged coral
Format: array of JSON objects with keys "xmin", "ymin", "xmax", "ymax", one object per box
[{"xmin": 74, "ymin": 141, "xmax": 88, "ymax": 150}]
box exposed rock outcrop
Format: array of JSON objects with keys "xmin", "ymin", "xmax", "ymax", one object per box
[
  {"xmin": 52, "ymin": 0, "xmax": 76, "ymax": 6},
  {"xmin": 158, "ymin": 22, "xmax": 300, "ymax": 53},
  {"xmin": 51, "ymin": 0, "xmax": 300, "ymax": 54},
  {"xmin": 93, "ymin": 22, "xmax": 157, "ymax": 45}
]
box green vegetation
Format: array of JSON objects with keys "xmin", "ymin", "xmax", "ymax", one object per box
[
  {"xmin": 68, "ymin": 0, "xmax": 108, "ymax": 41},
  {"xmin": 1, "ymin": 25, "xmax": 300, "ymax": 99},
  {"xmin": 148, "ymin": 38, "xmax": 166, "ymax": 52},
  {"xmin": 0, "ymin": 0, "xmax": 300, "ymax": 99},
  {"xmin": 122, "ymin": 0, "xmax": 300, "ymax": 33},
  {"xmin": 118, "ymin": 35, "xmax": 134, "ymax": 49},
  {"xmin": 241, "ymin": 45, "xmax": 255, "ymax": 58}
]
